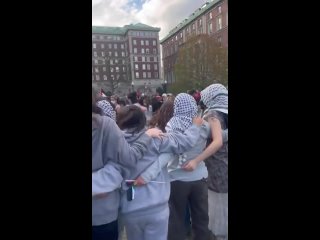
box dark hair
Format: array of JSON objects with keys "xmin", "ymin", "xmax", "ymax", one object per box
[
  {"xmin": 138, "ymin": 96, "xmax": 145, "ymax": 106},
  {"xmin": 92, "ymin": 87, "xmax": 102, "ymax": 114},
  {"xmin": 128, "ymin": 91, "xmax": 138, "ymax": 104},
  {"xmin": 187, "ymin": 89, "xmax": 197, "ymax": 95},
  {"xmin": 117, "ymin": 97, "xmax": 127, "ymax": 107},
  {"xmin": 117, "ymin": 105, "xmax": 146, "ymax": 133},
  {"xmin": 151, "ymin": 97, "xmax": 162, "ymax": 113},
  {"xmin": 149, "ymin": 100, "xmax": 174, "ymax": 132}
]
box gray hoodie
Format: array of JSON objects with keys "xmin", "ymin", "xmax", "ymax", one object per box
[
  {"xmin": 119, "ymin": 124, "xmax": 201, "ymax": 217},
  {"xmin": 92, "ymin": 114, "xmax": 152, "ymax": 226}
]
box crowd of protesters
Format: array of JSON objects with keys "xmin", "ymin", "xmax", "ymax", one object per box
[{"xmin": 92, "ymin": 84, "xmax": 228, "ymax": 240}]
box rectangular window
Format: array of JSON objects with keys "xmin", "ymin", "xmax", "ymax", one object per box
[
  {"xmin": 110, "ymin": 59, "xmax": 113, "ymax": 65},
  {"xmin": 154, "ymin": 64, "xmax": 158, "ymax": 70},
  {"xmin": 108, "ymin": 43, "xmax": 112, "ymax": 49},
  {"xmin": 142, "ymin": 64, "xmax": 146, "ymax": 70},
  {"xmin": 93, "ymin": 51, "xmax": 97, "ymax": 57},
  {"xmin": 122, "ymin": 59, "xmax": 125, "ymax": 64},
  {"xmin": 147, "ymin": 72, "xmax": 151, "ymax": 78},
  {"xmin": 135, "ymin": 64, "xmax": 139, "ymax": 70},
  {"xmin": 95, "ymin": 67, "xmax": 99, "ymax": 73},
  {"xmin": 103, "ymin": 75, "xmax": 107, "ymax": 80},
  {"xmin": 114, "ymin": 44, "xmax": 117, "ymax": 49},
  {"xmin": 101, "ymin": 52, "xmax": 105, "ymax": 57},
  {"xmin": 115, "ymin": 59, "xmax": 118, "ymax": 64},
  {"xmin": 155, "ymin": 72, "xmax": 158, "ymax": 78},
  {"xmin": 101, "ymin": 44, "xmax": 105, "ymax": 49},
  {"xmin": 93, "ymin": 43, "xmax": 96, "ymax": 49},
  {"xmin": 153, "ymin": 40, "xmax": 156, "ymax": 46},
  {"xmin": 147, "ymin": 57, "xmax": 150, "ymax": 62},
  {"xmin": 121, "ymin": 44, "xmax": 124, "ymax": 49},
  {"xmin": 103, "ymin": 67, "xmax": 106, "ymax": 72},
  {"xmin": 116, "ymin": 67, "xmax": 119, "ymax": 72},
  {"xmin": 199, "ymin": 19, "xmax": 202, "ymax": 26},
  {"xmin": 134, "ymin": 56, "xmax": 138, "ymax": 62},
  {"xmin": 96, "ymin": 75, "xmax": 100, "ymax": 80},
  {"xmin": 218, "ymin": 36, "xmax": 222, "ymax": 46},
  {"xmin": 142, "ymin": 56, "xmax": 145, "ymax": 62},
  {"xmin": 114, "ymin": 52, "xmax": 118, "ymax": 57},
  {"xmin": 147, "ymin": 64, "xmax": 150, "ymax": 70},
  {"xmin": 135, "ymin": 72, "xmax": 139, "ymax": 78},
  {"xmin": 217, "ymin": 16, "xmax": 222, "ymax": 31},
  {"xmin": 123, "ymin": 66, "xmax": 126, "ymax": 72},
  {"xmin": 192, "ymin": 23, "xmax": 195, "ymax": 30},
  {"xmin": 141, "ymin": 48, "xmax": 145, "ymax": 54},
  {"xmin": 94, "ymin": 59, "xmax": 98, "ymax": 64},
  {"xmin": 146, "ymin": 48, "xmax": 149, "ymax": 54},
  {"xmin": 218, "ymin": 6, "xmax": 222, "ymax": 13},
  {"xmin": 133, "ymin": 40, "xmax": 137, "ymax": 45},
  {"xmin": 208, "ymin": 22, "xmax": 213, "ymax": 33},
  {"xmin": 134, "ymin": 48, "xmax": 137, "ymax": 53},
  {"xmin": 143, "ymin": 72, "xmax": 146, "ymax": 78},
  {"xmin": 146, "ymin": 40, "xmax": 149, "ymax": 46},
  {"xmin": 110, "ymin": 67, "xmax": 114, "ymax": 72},
  {"xmin": 209, "ymin": 12, "xmax": 212, "ymax": 19},
  {"xmin": 175, "ymin": 35, "xmax": 178, "ymax": 40},
  {"xmin": 153, "ymin": 48, "xmax": 156, "ymax": 54},
  {"xmin": 109, "ymin": 51, "xmax": 112, "ymax": 56},
  {"xmin": 122, "ymin": 51, "xmax": 125, "ymax": 57},
  {"xmin": 180, "ymin": 32, "xmax": 183, "ymax": 38},
  {"xmin": 141, "ymin": 40, "xmax": 144, "ymax": 45}
]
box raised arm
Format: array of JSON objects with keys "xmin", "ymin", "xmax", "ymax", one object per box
[
  {"xmin": 183, "ymin": 117, "xmax": 223, "ymax": 171},
  {"xmin": 158, "ymin": 117, "xmax": 203, "ymax": 154}
]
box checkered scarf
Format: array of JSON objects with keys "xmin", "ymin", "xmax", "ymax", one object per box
[
  {"xmin": 167, "ymin": 93, "xmax": 197, "ymax": 133},
  {"xmin": 201, "ymin": 84, "xmax": 228, "ymax": 114},
  {"xmin": 97, "ymin": 100, "xmax": 116, "ymax": 121}
]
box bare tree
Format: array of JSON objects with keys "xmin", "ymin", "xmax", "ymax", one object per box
[{"xmin": 171, "ymin": 34, "xmax": 228, "ymax": 93}]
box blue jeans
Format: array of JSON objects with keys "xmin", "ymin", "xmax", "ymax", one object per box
[{"xmin": 92, "ymin": 220, "xmax": 118, "ymax": 240}]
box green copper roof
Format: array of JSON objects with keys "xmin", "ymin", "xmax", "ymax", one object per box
[
  {"xmin": 92, "ymin": 23, "xmax": 160, "ymax": 35},
  {"xmin": 160, "ymin": 0, "xmax": 221, "ymax": 44}
]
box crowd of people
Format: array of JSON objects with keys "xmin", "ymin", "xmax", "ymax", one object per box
[{"xmin": 92, "ymin": 84, "xmax": 228, "ymax": 240}]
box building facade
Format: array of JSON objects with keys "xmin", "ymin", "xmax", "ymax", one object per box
[
  {"xmin": 160, "ymin": 0, "xmax": 228, "ymax": 85},
  {"xmin": 92, "ymin": 23, "xmax": 161, "ymax": 94}
]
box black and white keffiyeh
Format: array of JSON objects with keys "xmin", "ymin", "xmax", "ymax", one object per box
[
  {"xmin": 97, "ymin": 100, "xmax": 116, "ymax": 121},
  {"xmin": 201, "ymin": 84, "xmax": 228, "ymax": 114},
  {"xmin": 167, "ymin": 93, "xmax": 198, "ymax": 133}
]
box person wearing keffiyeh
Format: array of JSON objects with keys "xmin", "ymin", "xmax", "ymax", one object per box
[
  {"xmin": 197, "ymin": 84, "xmax": 228, "ymax": 240},
  {"xmin": 135, "ymin": 92, "xmax": 222, "ymax": 240},
  {"xmin": 97, "ymin": 100, "xmax": 116, "ymax": 121}
]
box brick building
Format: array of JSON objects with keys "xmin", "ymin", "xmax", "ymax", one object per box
[
  {"xmin": 160, "ymin": 0, "xmax": 228, "ymax": 85},
  {"xmin": 92, "ymin": 23, "xmax": 161, "ymax": 94}
]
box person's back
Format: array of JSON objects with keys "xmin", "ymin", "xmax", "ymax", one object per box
[
  {"xmin": 92, "ymin": 114, "xmax": 122, "ymax": 226},
  {"xmin": 114, "ymin": 105, "xmax": 203, "ymax": 240}
]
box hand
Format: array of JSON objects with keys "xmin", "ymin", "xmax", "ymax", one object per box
[
  {"xmin": 134, "ymin": 176, "xmax": 147, "ymax": 186},
  {"xmin": 92, "ymin": 192, "xmax": 108, "ymax": 200},
  {"xmin": 182, "ymin": 159, "xmax": 198, "ymax": 171},
  {"xmin": 145, "ymin": 128, "xmax": 164, "ymax": 139},
  {"xmin": 192, "ymin": 117, "xmax": 203, "ymax": 126}
]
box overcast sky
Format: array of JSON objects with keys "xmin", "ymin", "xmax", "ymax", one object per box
[{"xmin": 92, "ymin": 0, "xmax": 208, "ymax": 40}]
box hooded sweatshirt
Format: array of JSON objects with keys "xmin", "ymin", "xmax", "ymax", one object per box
[{"xmin": 92, "ymin": 114, "xmax": 152, "ymax": 226}]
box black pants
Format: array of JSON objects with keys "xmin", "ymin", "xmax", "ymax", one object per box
[
  {"xmin": 92, "ymin": 220, "xmax": 118, "ymax": 240},
  {"xmin": 168, "ymin": 179, "xmax": 209, "ymax": 240}
]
